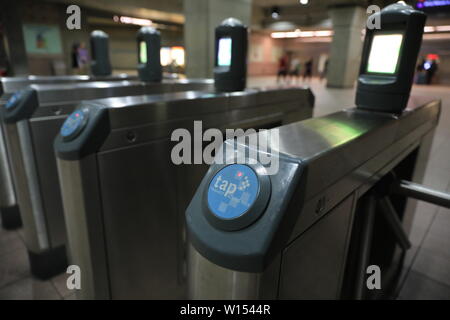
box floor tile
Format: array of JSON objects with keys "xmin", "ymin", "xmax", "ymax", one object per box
[
  {"xmin": 0, "ymin": 228, "xmax": 25, "ymax": 257},
  {"xmin": 431, "ymin": 207, "xmax": 450, "ymax": 233},
  {"xmin": 17, "ymin": 228, "xmax": 26, "ymax": 243},
  {"xmin": 398, "ymin": 270, "xmax": 450, "ymax": 300},
  {"xmin": 64, "ymin": 292, "xmax": 78, "ymax": 300},
  {"xmin": 409, "ymin": 201, "xmax": 437, "ymax": 246},
  {"xmin": 0, "ymin": 248, "xmax": 30, "ymax": 288},
  {"xmin": 423, "ymin": 167, "xmax": 450, "ymax": 190},
  {"xmin": 420, "ymin": 210, "xmax": 450, "ymax": 259},
  {"xmin": 51, "ymin": 271, "xmax": 74, "ymax": 298},
  {"xmin": 403, "ymin": 245, "xmax": 419, "ymax": 271},
  {"xmin": 412, "ymin": 247, "xmax": 450, "ymax": 287},
  {"xmin": 409, "ymin": 223, "xmax": 430, "ymax": 247},
  {"xmin": 0, "ymin": 277, "xmax": 61, "ymax": 300},
  {"xmin": 421, "ymin": 232, "xmax": 450, "ymax": 261},
  {"xmin": 427, "ymin": 150, "xmax": 450, "ymax": 171}
]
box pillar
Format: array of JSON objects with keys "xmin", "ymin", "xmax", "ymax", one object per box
[
  {"xmin": 327, "ymin": 5, "xmax": 366, "ymax": 88},
  {"xmin": 183, "ymin": 0, "xmax": 252, "ymax": 78},
  {"xmin": 0, "ymin": 0, "xmax": 29, "ymax": 75}
]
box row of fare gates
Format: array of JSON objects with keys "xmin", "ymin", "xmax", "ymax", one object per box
[{"xmin": 0, "ymin": 3, "xmax": 449, "ymax": 300}]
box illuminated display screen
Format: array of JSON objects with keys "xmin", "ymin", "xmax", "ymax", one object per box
[
  {"xmin": 139, "ymin": 41, "xmax": 147, "ymax": 64},
  {"xmin": 366, "ymin": 33, "xmax": 403, "ymax": 74},
  {"xmin": 218, "ymin": 37, "xmax": 232, "ymax": 67}
]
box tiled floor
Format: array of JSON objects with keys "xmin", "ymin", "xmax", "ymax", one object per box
[
  {"xmin": 0, "ymin": 223, "xmax": 75, "ymax": 300},
  {"xmin": 0, "ymin": 76, "xmax": 449, "ymax": 299}
]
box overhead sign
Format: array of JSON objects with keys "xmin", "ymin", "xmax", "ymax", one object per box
[{"xmin": 23, "ymin": 24, "xmax": 63, "ymax": 55}]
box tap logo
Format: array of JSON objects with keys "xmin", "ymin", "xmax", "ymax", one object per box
[
  {"xmin": 238, "ymin": 175, "xmax": 250, "ymax": 191},
  {"xmin": 207, "ymin": 164, "xmax": 259, "ymax": 219},
  {"xmin": 213, "ymin": 171, "xmax": 252, "ymax": 198},
  {"xmin": 213, "ymin": 175, "xmax": 237, "ymax": 198}
]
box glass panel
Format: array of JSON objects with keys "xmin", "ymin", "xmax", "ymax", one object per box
[
  {"xmin": 218, "ymin": 37, "xmax": 232, "ymax": 67},
  {"xmin": 366, "ymin": 33, "xmax": 403, "ymax": 74}
]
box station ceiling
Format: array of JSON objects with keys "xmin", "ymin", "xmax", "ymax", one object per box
[
  {"xmin": 46, "ymin": 0, "xmax": 396, "ymax": 26},
  {"xmin": 254, "ymin": 0, "xmax": 398, "ymax": 29},
  {"xmin": 46, "ymin": 0, "xmax": 184, "ymax": 24},
  {"xmin": 44, "ymin": 0, "xmax": 450, "ymax": 31}
]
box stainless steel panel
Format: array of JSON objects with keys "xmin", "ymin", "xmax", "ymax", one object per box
[
  {"xmin": 30, "ymin": 117, "xmax": 67, "ymax": 247},
  {"xmin": 289, "ymin": 120, "xmax": 436, "ymax": 243},
  {"xmin": 28, "ymin": 79, "xmax": 214, "ymax": 112},
  {"xmin": 188, "ymin": 245, "xmax": 280, "ymax": 300},
  {"xmin": 57, "ymin": 155, "xmax": 110, "ymax": 300},
  {"xmin": 97, "ymin": 139, "xmax": 181, "ymax": 299},
  {"xmin": 0, "ymin": 125, "xmax": 16, "ymax": 207},
  {"xmin": 3, "ymin": 122, "xmax": 48, "ymax": 252},
  {"xmin": 0, "ymin": 74, "xmax": 136, "ymax": 93},
  {"xmin": 279, "ymin": 194, "xmax": 355, "ymax": 299}
]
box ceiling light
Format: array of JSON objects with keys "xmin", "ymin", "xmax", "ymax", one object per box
[
  {"xmin": 271, "ymin": 6, "xmax": 280, "ymax": 19},
  {"xmin": 114, "ymin": 15, "xmax": 152, "ymax": 26}
]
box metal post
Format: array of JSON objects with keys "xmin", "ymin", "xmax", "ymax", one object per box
[
  {"xmin": 378, "ymin": 196, "xmax": 412, "ymax": 251},
  {"xmin": 354, "ymin": 194, "xmax": 376, "ymax": 300},
  {"xmin": 392, "ymin": 180, "xmax": 450, "ymax": 209}
]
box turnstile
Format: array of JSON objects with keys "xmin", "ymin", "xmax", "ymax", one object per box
[
  {"xmin": 54, "ymin": 87, "xmax": 315, "ymax": 299},
  {"xmin": 0, "ymin": 75, "xmax": 137, "ymax": 228},
  {"xmin": 186, "ymin": 96, "xmax": 440, "ymax": 299},
  {"xmin": 0, "ymin": 79, "xmax": 214, "ymax": 276}
]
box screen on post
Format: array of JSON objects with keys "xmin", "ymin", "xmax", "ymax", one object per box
[
  {"xmin": 218, "ymin": 37, "xmax": 232, "ymax": 67},
  {"xmin": 366, "ymin": 33, "xmax": 403, "ymax": 74},
  {"xmin": 139, "ymin": 41, "xmax": 147, "ymax": 64}
]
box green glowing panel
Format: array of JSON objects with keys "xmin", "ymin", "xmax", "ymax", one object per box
[
  {"xmin": 139, "ymin": 41, "xmax": 147, "ymax": 64},
  {"xmin": 218, "ymin": 37, "xmax": 232, "ymax": 67},
  {"xmin": 367, "ymin": 34, "xmax": 403, "ymax": 74}
]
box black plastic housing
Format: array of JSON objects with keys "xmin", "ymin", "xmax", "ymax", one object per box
[
  {"xmin": 90, "ymin": 30, "xmax": 112, "ymax": 77},
  {"xmin": 137, "ymin": 27, "xmax": 162, "ymax": 83},
  {"xmin": 1, "ymin": 89, "xmax": 38, "ymax": 123},
  {"xmin": 355, "ymin": 3, "xmax": 426, "ymax": 113},
  {"xmin": 214, "ymin": 18, "xmax": 248, "ymax": 92},
  {"xmin": 54, "ymin": 104, "xmax": 110, "ymax": 161}
]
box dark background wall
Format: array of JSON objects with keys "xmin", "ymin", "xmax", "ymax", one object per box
[{"xmin": 18, "ymin": 0, "xmax": 184, "ymax": 75}]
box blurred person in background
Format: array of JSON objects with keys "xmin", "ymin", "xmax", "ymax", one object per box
[
  {"xmin": 320, "ymin": 58, "xmax": 329, "ymax": 83},
  {"xmin": 71, "ymin": 42, "xmax": 80, "ymax": 74},
  {"xmin": 425, "ymin": 60, "xmax": 438, "ymax": 85},
  {"xmin": 303, "ymin": 58, "xmax": 313, "ymax": 83},
  {"xmin": 71, "ymin": 42, "xmax": 89, "ymax": 75},
  {"xmin": 288, "ymin": 56, "xmax": 301, "ymax": 85},
  {"xmin": 415, "ymin": 57, "xmax": 426, "ymax": 84},
  {"xmin": 277, "ymin": 52, "xmax": 289, "ymax": 84},
  {"xmin": 77, "ymin": 42, "xmax": 89, "ymax": 74}
]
